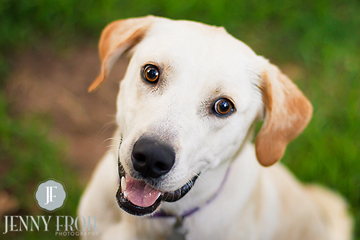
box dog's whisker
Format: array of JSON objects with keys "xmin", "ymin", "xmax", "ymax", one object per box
[
  {"xmin": 100, "ymin": 119, "xmax": 117, "ymax": 134},
  {"xmin": 104, "ymin": 137, "xmax": 122, "ymax": 142},
  {"xmin": 106, "ymin": 145, "xmax": 118, "ymax": 150},
  {"xmin": 105, "ymin": 143, "xmax": 119, "ymax": 149},
  {"xmin": 177, "ymin": 175, "xmax": 193, "ymax": 186},
  {"xmin": 107, "ymin": 136, "xmax": 122, "ymax": 140},
  {"xmin": 105, "ymin": 145, "xmax": 118, "ymax": 150},
  {"xmin": 193, "ymin": 173, "xmax": 205, "ymax": 183},
  {"xmin": 102, "ymin": 137, "xmax": 122, "ymax": 146},
  {"xmin": 103, "ymin": 141, "xmax": 120, "ymax": 147}
]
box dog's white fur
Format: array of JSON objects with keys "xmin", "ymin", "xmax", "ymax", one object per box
[{"xmin": 78, "ymin": 16, "xmax": 353, "ymax": 239}]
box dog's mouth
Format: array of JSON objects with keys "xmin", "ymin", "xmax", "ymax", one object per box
[{"xmin": 116, "ymin": 162, "xmax": 199, "ymax": 216}]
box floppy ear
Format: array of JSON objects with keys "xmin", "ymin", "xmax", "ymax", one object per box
[
  {"xmin": 88, "ymin": 16, "xmax": 155, "ymax": 92},
  {"xmin": 255, "ymin": 60, "xmax": 313, "ymax": 166}
]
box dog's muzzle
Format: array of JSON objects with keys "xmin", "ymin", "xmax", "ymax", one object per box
[
  {"xmin": 115, "ymin": 137, "xmax": 200, "ymax": 216},
  {"xmin": 116, "ymin": 161, "xmax": 199, "ymax": 216}
]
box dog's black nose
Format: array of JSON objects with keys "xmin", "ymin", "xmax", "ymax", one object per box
[{"xmin": 131, "ymin": 137, "xmax": 175, "ymax": 178}]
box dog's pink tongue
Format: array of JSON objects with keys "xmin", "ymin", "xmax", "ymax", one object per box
[{"xmin": 125, "ymin": 176, "xmax": 161, "ymax": 207}]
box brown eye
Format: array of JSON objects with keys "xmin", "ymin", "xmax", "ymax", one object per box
[
  {"xmin": 142, "ymin": 64, "xmax": 159, "ymax": 83},
  {"xmin": 213, "ymin": 98, "xmax": 234, "ymax": 116}
]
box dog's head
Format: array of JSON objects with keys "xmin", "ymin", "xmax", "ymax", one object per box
[{"xmin": 89, "ymin": 16, "xmax": 312, "ymax": 216}]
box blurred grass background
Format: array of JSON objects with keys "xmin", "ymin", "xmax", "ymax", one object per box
[{"xmin": 0, "ymin": 0, "xmax": 359, "ymax": 239}]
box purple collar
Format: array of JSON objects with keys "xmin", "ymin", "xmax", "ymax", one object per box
[{"xmin": 151, "ymin": 167, "xmax": 231, "ymax": 219}]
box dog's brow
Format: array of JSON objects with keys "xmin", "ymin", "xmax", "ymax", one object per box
[{"xmin": 211, "ymin": 85, "xmax": 222, "ymax": 94}]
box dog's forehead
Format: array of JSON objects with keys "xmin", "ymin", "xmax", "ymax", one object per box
[{"xmin": 135, "ymin": 19, "xmax": 257, "ymax": 67}]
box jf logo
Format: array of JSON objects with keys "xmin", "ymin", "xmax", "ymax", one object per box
[{"xmin": 35, "ymin": 179, "xmax": 67, "ymax": 212}]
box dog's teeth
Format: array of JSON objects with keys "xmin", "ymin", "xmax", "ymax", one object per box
[
  {"xmin": 121, "ymin": 177, "xmax": 126, "ymax": 191},
  {"xmin": 123, "ymin": 191, "xmax": 128, "ymax": 198}
]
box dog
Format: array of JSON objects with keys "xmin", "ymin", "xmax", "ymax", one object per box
[{"xmin": 78, "ymin": 16, "xmax": 353, "ymax": 240}]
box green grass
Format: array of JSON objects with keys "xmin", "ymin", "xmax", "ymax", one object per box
[{"xmin": 1, "ymin": 0, "xmax": 359, "ymax": 238}]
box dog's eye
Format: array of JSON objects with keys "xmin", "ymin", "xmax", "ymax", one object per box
[
  {"xmin": 142, "ymin": 65, "xmax": 160, "ymax": 83},
  {"xmin": 213, "ymin": 98, "xmax": 234, "ymax": 116}
]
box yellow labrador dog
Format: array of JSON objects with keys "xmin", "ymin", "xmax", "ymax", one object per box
[{"xmin": 78, "ymin": 16, "xmax": 352, "ymax": 240}]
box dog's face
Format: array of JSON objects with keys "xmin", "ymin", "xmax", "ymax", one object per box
[{"xmin": 89, "ymin": 16, "xmax": 312, "ymax": 216}]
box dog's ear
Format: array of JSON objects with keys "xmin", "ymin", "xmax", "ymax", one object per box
[
  {"xmin": 255, "ymin": 60, "xmax": 313, "ymax": 166},
  {"xmin": 88, "ymin": 16, "xmax": 155, "ymax": 92}
]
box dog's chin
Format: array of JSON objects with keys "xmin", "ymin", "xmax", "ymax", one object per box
[{"xmin": 116, "ymin": 163, "xmax": 199, "ymax": 216}]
